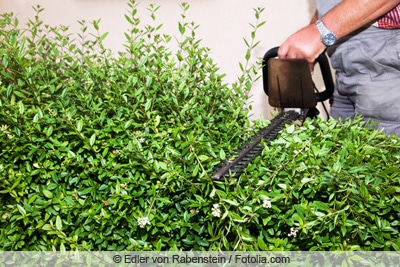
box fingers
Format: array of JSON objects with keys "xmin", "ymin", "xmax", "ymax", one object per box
[
  {"xmin": 278, "ymin": 46, "xmax": 305, "ymax": 61},
  {"xmin": 278, "ymin": 24, "xmax": 328, "ymax": 74},
  {"xmin": 277, "ymin": 45, "xmax": 289, "ymax": 59},
  {"xmin": 278, "ymin": 24, "xmax": 324, "ymax": 60}
]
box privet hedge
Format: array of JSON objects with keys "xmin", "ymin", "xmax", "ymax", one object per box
[{"xmin": 1, "ymin": 1, "xmax": 399, "ymax": 251}]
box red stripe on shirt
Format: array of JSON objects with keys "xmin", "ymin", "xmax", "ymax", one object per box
[{"xmin": 378, "ymin": 4, "xmax": 400, "ymax": 29}]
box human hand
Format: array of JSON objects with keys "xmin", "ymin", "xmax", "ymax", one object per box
[{"xmin": 278, "ymin": 24, "xmax": 326, "ymax": 73}]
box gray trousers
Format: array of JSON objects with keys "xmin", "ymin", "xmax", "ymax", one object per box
[{"xmin": 315, "ymin": 0, "xmax": 400, "ymax": 136}]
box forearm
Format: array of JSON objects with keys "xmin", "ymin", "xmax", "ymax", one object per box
[{"xmin": 322, "ymin": 0, "xmax": 400, "ymax": 40}]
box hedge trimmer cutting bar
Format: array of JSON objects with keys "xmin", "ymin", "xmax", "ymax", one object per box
[
  {"xmin": 211, "ymin": 47, "xmax": 334, "ymax": 180},
  {"xmin": 211, "ymin": 110, "xmax": 301, "ymax": 180}
]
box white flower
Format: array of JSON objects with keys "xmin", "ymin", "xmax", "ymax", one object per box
[
  {"xmin": 211, "ymin": 204, "xmax": 221, "ymax": 217},
  {"xmin": 2, "ymin": 212, "xmax": 10, "ymax": 220},
  {"xmin": 262, "ymin": 199, "xmax": 272, "ymax": 209},
  {"xmin": 138, "ymin": 137, "xmax": 145, "ymax": 143},
  {"xmin": 48, "ymin": 109, "xmax": 56, "ymax": 116},
  {"xmin": 0, "ymin": 124, "xmax": 9, "ymax": 132},
  {"xmin": 190, "ymin": 209, "xmax": 199, "ymax": 214},
  {"xmin": 120, "ymin": 183, "xmax": 127, "ymax": 189},
  {"xmin": 288, "ymin": 227, "xmax": 298, "ymax": 238},
  {"xmin": 137, "ymin": 216, "xmax": 151, "ymax": 228}
]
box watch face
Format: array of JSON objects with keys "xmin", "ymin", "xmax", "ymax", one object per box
[{"xmin": 323, "ymin": 33, "xmax": 336, "ymax": 46}]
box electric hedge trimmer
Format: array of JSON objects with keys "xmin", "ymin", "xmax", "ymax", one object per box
[{"xmin": 211, "ymin": 47, "xmax": 334, "ymax": 180}]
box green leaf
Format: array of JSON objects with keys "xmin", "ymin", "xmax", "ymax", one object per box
[
  {"xmin": 257, "ymin": 236, "xmax": 268, "ymax": 250},
  {"xmin": 144, "ymin": 99, "xmax": 152, "ymax": 112},
  {"xmin": 287, "ymin": 124, "xmax": 295, "ymax": 134},
  {"xmin": 178, "ymin": 22, "xmax": 185, "ymax": 35},
  {"xmin": 2, "ymin": 55, "xmax": 9, "ymax": 68},
  {"xmin": 76, "ymin": 120, "xmax": 84, "ymax": 132},
  {"xmin": 90, "ymin": 133, "xmax": 96, "ymax": 146},
  {"xmin": 237, "ymin": 230, "xmax": 254, "ymax": 242},
  {"xmin": 18, "ymin": 101, "xmax": 25, "ymax": 114},
  {"xmin": 56, "ymin": 216, "xmax": 62, "ymax": 231},
  {"xmin": 158, "ymin": 161, "xmax": 168, "ymax": 171},
  {"xmin": 17, "ymin": 204, "xmax": 26, "ymax": 216},
  {"xmin": 124, "ymin": 119, "xmax": 133, "ymax": 129},
  {"xmin": 154, "ymin": 115, "xmax": 160, "ymax": 128},
  {"xmin": 229, "ymin": 211, "xmax": 246, "ymax": 223},
  {"xmin": 100, "ymin": 32, "xmax": 109, "ymax": 41},
  {"xmin": 222, "ymin": 199, "xmax": 239, "ymax": 206},
  {"xmin": 198, "ymin": 155, "xmax": 209, "ymax": 161},
  {"xmin": 312, "ymin": 201, "xmax": 328, "ymax": 211},
  {"xmin": 42, "ymin": 224, "xmax": 52, "ymax": 231},
  {"xmin": 46, "ymin": 126, "xmax": 54, "ymax": 137},
  {"xmin": 43, "ymin": 189, "xmax": 53, "ymax": 199},
  {"xmin": 219, "ymin": 149, "xmax": 226, "ymax": 160},
  {"xmin": 146, "ymin": 76, "xmax": 153, "ymax": 88}
]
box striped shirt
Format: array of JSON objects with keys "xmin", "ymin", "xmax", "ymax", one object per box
[{"xmin": 376, "ymin": 4, "xmax": 400, "ymax": 29}]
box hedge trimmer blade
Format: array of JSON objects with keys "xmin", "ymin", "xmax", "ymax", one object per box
[{"xmin": 211, "ymin": 110, "xmax": 301, "ymax": 180}]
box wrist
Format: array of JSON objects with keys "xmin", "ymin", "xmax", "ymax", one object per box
[{"xmin": 315, "ymin": 19, "xmax": 337, "ymax": 46}]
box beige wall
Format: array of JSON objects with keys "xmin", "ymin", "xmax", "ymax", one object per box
[{"xmin": 1, "ymin": 0, "xmax": 324, "ymax": 120}]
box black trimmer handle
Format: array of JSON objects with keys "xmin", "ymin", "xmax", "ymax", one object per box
[{"xmin": 262, "ymin": 46, "xmax": 334, "ymax": 102}]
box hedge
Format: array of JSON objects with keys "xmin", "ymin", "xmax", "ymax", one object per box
[{"xmin": 1, "ymin": 1, "xmax": 399, "ymax": 251}]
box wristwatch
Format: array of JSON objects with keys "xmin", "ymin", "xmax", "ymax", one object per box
[{"xmin": 315, "ymin": 20, "xmax": 337, "ymax": 46}]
